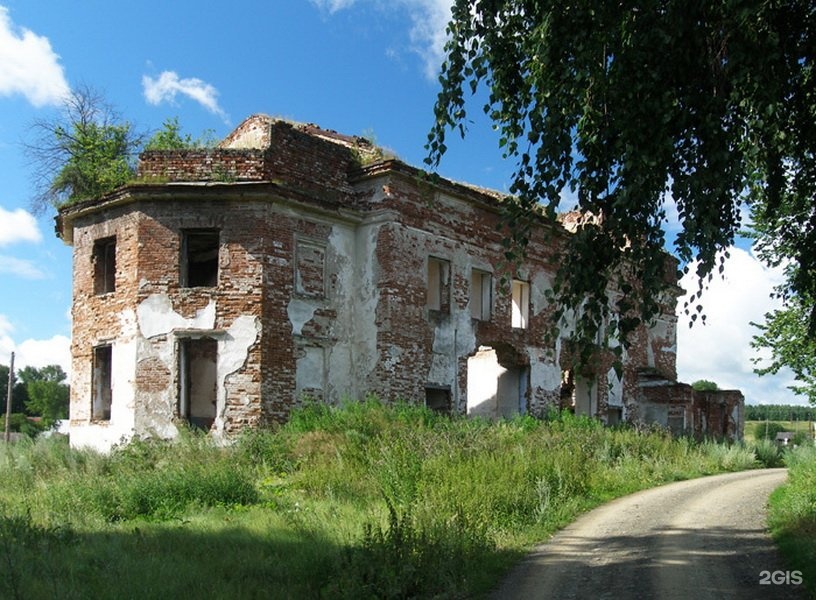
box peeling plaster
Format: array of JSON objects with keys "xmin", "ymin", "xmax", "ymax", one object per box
[
  {"xmin": 287, "ymin": 298, "xmax": 317, "ymax": 335},
  {"xmin": 214, "ymin": 315, "xmax": 261, "ymax": 431},
  {"xmin": 351, "ymin": 222, "xmax": 381, "ymax": 388},
  {"xmin": 607, "ymin": 367, "xmax": 623, "ymax": 407},
  {"xmin": 137, "ymin": 294, "xmax": 216, "ymax": 338}
]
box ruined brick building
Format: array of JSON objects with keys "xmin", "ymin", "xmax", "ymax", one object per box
[{"xmin": 56, "ymin": 115, "xmax": 744, "ymax": 451}]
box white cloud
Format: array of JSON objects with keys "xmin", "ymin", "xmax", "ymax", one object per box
[
  {"xmin": 676, "ymin": 245, "xmax": 803, "ymax": 404},
  {"xmin": 0, "ymin": 206, "xmax": 41, "ymax": 246},
  {"xmin": 312, "ymin": 0, "xmax": 359, "ymax": 10},
  {"xmin": 0, "ymin": 6, "xmax": 69, "ymax": 106},
  {"xmin": 0, "ymin": 315, "xmax": 71, "ymax": 376},
  {"xmin": 311, "ymin": 0, "xmax": 452, "ymax": 79},
  {"xmin": 142, "ymin": 71, "xmax": 230, "ymax": 124},
  {"xmin": 403, "ymin": 0, "xmax": 452, "ymax": 79},
  {"xmin": 0, "ymin": 254, "xmax": 45, "ymax": 279},
  {"xmin": 15, "ymin": 335, "xmax": 71, "ymax": 374}
]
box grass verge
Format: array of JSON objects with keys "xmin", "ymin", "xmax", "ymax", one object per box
[
  {"xmin": 0, "ymin": 400, "xmax": 767, "ymax": 598},
  {"xmin": 768, "ymin": 445, "xmax": 816, "ymax": 598}
]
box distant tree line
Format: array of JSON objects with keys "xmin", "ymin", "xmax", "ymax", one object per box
[
  {"xmin": 0, "ymin": 364, "xmax": 69, "ymax": 436},
  {"xmin": 745, "ymin": 404, "xmax": 816, "ymax": 422}
]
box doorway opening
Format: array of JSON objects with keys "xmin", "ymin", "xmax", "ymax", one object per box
[
  {"xmin": 466, "ymin": 345, "xmax": 528, "ymax": 418},
  {"xmin": 178, "ymin": 338, "xmax": 217, "ymax": 430}
]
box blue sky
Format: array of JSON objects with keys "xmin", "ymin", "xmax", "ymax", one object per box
[{"xmin": 0, "ymin": 1, "xmax": 804, "ymax": 405}]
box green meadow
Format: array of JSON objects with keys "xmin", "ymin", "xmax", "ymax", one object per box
[{"xmin": 0, "ymin": 400, "xmax": 792, "ymax": 599}]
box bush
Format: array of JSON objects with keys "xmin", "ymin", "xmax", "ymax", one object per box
[
  {"xmin": 753, "ymin": 438, "xmax": 784, "ymax": 468},
  {"xmin": 327, "ymin": 503, "xmax": 495, "ymax": 599},
  {"xmin": 753, "ymin": 421, "xmax": 789, "ymax": 441}
]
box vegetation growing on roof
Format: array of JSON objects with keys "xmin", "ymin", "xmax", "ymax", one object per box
[
  {"xmin": 144, "ymin": 117, "xmax": 217, "ymax": 151},
  {"xmin": 26, "ymin": 88, "xmax": 219, "ymax": 211}
]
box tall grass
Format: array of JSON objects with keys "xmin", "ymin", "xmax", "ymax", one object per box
[
  {"xmin": 0, "ymin": 400, "xmax": 763, "ymax": 598},
  {"xmin": 768, "ymin": 445, "xmax": 816, "ymax": 598}
]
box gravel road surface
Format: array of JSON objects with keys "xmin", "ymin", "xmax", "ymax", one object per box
[{"xmin": 492, "ymin": 468, "xmax": 806, "ymax": 600}]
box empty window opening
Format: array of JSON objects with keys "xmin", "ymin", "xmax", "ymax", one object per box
[
  {"xmin": 574, "ymin": 376, "xmax": 596, "ymax": 417},
  {"xmin": 181, "ymin": 229, "xmax": 219, "ymax": 288},
  {"xmin": 470, "ymin": 269, "xmax": 492, "ymax": 320},
  {"xmin": 92, "ymin": 345, "xmax": 112, "ymax": 421},
  {"xmin": 178, "ymin": 338, "xmax": 218, "ymax": 430},
  {"xmin": 425, "ymin": 386, "xmax": 451, "ymax": 414},
  {"xmin": 427, "ymin": 257, "xmax": 451, "ymax": 312},
  {"xmin": 607, "ymin": 406, "xmax": 623, "ymax": 426},
  {"xmin": 560, "ymin": 369, "xmax": 575, "ymax": 413},
  {"xmin": 667, "ymin": 413, "xmax": 685, "ymax": 436},
  {"xmin": 93, "ymin": 237, "xmax": 116, "ymax": 294},
  {"xmin": 295, "ymin": 240, "xmax": 326, "ymax": 297},
  {"xmin": 511, "ymin": 280, "xmax": 530, "ymax": 329},
  {"xmin": 467, "ymin": 346, "xmax": 528, "ymax": 419}
]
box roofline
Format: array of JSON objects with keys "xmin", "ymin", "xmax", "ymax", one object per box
[
  {"xmin": 55, "ymin": 181, "xmax": 364, "ymax": 244},
  {"xmin": 351, "ymin": 159, "xmax": 509, "ymax": 208}
]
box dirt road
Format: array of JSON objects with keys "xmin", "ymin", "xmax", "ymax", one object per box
[{"xmin": 492, "ymin": 468, "xmax": 806, "ymax": 599}]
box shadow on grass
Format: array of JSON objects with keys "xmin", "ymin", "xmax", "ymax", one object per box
[
  {"xmin": 0, "ymin": 515, "xmax": 523, "ymax": 599},
  {"xmin": 772, "ymin": 516, "xmax": 816, "ymax": 600}
]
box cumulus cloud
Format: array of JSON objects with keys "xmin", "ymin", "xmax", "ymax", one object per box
[
  {"xmin": 15, "ymin": 335, "xmax": 71, "ymax": 373},
  {"xmin": 676, "ymin": 245, "xmax": 802, "ymax": 404},
  {"xmin": 0, "ymin": 254, "xmax": 45, "ymax": 279},
  {"xmin": 0, "ymin": 6, "xmax": 69, "ymax": 106},
  {"xmin": 0, "ymin": 315, "xmax": 71, "ymax": 376},
  {"xmin": 142, "ymin": 71, "xmax": 230, "ymax": 124},
  {"xmin": 0, "ymin": 206, "xmax": 42, "ymax": 246},
  {"xmin": 311, "ymin": 0, "xmax": 452, "ymax": 79}
]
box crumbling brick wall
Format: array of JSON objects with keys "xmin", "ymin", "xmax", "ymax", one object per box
[{"xmin": 60, "ymin": 114, "xmax": 702, "ymax": 450}]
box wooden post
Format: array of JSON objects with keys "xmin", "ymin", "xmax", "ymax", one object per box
[{"xmin": 5, "ymin": 352, "xmax": 14, "ymax": 442}]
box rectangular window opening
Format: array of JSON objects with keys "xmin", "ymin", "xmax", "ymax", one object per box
[
  {"xmin": 511, "ymin": 279, "xmax": 530, "ymax": 329},
  {"xmin": 607, "ymin": 406, "xmax": 623, "ymax": 426},
  {"xmin": 427, "ymin": 257, "xmax": 450, "ymax": 312},
  {"xmin": 181, "ymin": 229, "xmax": 220, "ymax": 288},
  {"xmin": 425, "ymin": 386, "xmax": 451, "ymax": 414},
  {"xmin": 92, "ymin": 345, "xmax": 112, "ymax": 421},
  {"xmin": 178, "ymin": 338, "xmax": 218, "ymax": 431},
  {"xmin": 470, "ymin": 269, "xmax": 492, "ymax": 320},
  {"xmin": 93, "ymin": 237, "xmax": 116, "ymax": 294}
]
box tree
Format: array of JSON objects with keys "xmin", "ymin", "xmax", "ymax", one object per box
[
  {"xmin": 427, "ymin": 1, "xmax": 816, "ymax": 371},
  {"xmin": 752, "ymin": 421, "xmax": 788, "ymax": 442},
  {"xmin": 691, "ymin": 380, "xmax": 719, "ymax": 392},
  {"xmin": 25, "ymin": 85, "xmax": 143, "ymax": 211},
  {"xmin": 752, "ymin": 297, "xmax": 816, "ymax": 403},
  {"xmin": 0, "ymin": 364, "xmax": 28, "ymax": 414},
  {"xmin": 17, "ymin": 365, "xmax": 69, "ymax": 428}
]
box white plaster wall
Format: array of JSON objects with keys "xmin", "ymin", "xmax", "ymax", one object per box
[
  {"xmin": 72, "ymin": 293, "xmax": 258, "ymax": 451},
  {"xmin": 349, "ymin": 219, "xmax": 382, "ymax": 396},
  {"xmin": 325, "ymin": 224, "xmax": 356, "ymax": 402},
  {"xmin": 647, "ymin": 316, "xmax": 677, "ymax": 369},
  {"xmin": 467, "ymin": 348, "xmax": 502, "ymax": 417},
  {"xmin": 497, "ymin": 367, "xmax": 523, "ymax": 418},
  {"xmin": 137, "ymin": 294, "xmax": 216, "ymax": 338},
  {"xmin": 69, "ymin": 308, "xmax": 139, "ymax": 452},
  {"xmin": 607, "ymin": 367, "xmax": 624, "ymax": 407},
  {"xmin": 296, "ymin": 345, "xmax": 326, "ymax": 396}
]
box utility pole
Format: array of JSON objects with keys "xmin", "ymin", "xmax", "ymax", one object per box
[{"xmin": 5, "ymin": 352, "xmax": 14, "ymax": 442}]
